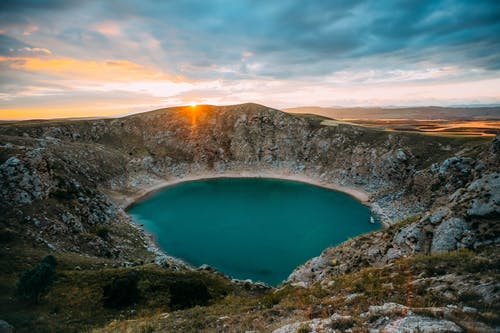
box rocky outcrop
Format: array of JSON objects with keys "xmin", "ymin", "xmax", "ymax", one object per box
[
  {"xmin": 0, "ymin": 154, "xmax": 52, "ymax": 206},
  {"xmin": 379, "ymin": 315, "xmax": 463, "ymax": 333},
  {"xmin": 271, "ymin": 304, "xmax": 467, "ymax": 333},
  {"xmin": 272, "ymin": 314, "xmax": 354, "ymax": 333},
  {"xmin": 431, "ymin": 217, "xmax": 469, "ymax": 252},
  {"xmin": 288, "ymin": 131, "xmax": 499, "ymax": 283}
]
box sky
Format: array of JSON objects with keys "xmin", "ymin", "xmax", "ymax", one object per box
[{"xmin": 1, "ymin": 0, "xmax": 500, "ymax": 119}]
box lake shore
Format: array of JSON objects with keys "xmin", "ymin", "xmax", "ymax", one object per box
[{"xmin": 119, "ymin": 171, "xmax": 371, "ymax": 210}]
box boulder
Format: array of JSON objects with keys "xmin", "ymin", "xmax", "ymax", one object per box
[
  {"xmin": 431, "ymin": 218, "xmax": 468, "ymax": 253},
  {"xmin": 382, "ymin": 315, "xmax": 463, "ymax": 333},
  {"xmin": 466, "ymin": 172, "xmax": 500, "ymax": 217},
  {"xmin": 394, "ymin": 224, "xmax": 422, "ymax": 252},
  {"xmin": 429, "ymin": 207, "xmax": 451, "ymax": 224}
]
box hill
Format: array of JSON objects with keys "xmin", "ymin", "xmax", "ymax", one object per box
[{"xmin": 0, "ymin": 103, "xmax": 498, "ymax": 332}]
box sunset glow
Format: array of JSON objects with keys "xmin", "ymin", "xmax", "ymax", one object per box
[{"xmin": 1, "ymin": 1, "xmax": 499, "ymax": 119}]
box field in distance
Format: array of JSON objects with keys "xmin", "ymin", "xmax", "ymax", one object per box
[{"xmin": 284, "ymin": 106, "xmax": 500, "ymax": 137}]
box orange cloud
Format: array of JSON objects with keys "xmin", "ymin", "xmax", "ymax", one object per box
[
  {"xmin": 0, "ymin": 106, "xmax": 128, "ymax": 120},
  {"xmin": 0, "ymin": 56, "xmax": 178, "ymax": 82},
  {"xmin": 22, "ymin": 24, "xmax": 39, "ymax": 36},
  {"xmin": 93, "ymin": 21, "xmax": 122, "ymax": 37}
]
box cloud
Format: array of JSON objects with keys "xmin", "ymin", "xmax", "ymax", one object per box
[
  {"xmin": 92, "ymin": 21, "xmax": 122, "ymax": 37},
  {"xmin": 0, "ymin": 0, "xmax": 80, "ymax": 12},
  {"xmin": 22, "ymin": 24, "xmax": 38, "ymax": 36},
  {"xmin": 0, "ymin": 0, "xmax": 499, "ymax": 118},
  {"xmin": 0, "ymin": 34, "xmax": 30, "ymax": 54},
  {"xmin": 0, "ymin": 55, "xmax": 177, "ymax": 82},
  {"xmin": 12, "ymin": 47, "xmax": 52, "ymax": 55},
  {"xmin": 2, "ymin": 0, "xmax": 500, "ymax": 78}
]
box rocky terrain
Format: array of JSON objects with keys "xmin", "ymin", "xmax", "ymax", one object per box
[{"xmin": 0, "ymin": 103, "xmax": 498, "ymax": 332}]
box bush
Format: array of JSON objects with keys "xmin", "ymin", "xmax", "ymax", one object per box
[
  {"xmin": 260, "ymin": 290, "xmax": 284, "ymax": 308},
  {"xmin": 16, "ymin": 255, "xmax": 57, "ymax": 303},
  {"xmin": 297, "ymin": 323, "xmax": 311, "ymax": 333},
  {"xmin": 94, "ymin": 226, "xmax": 110, "ymax": 240},
  {"xmin": 42, "ymin": 255, "xmax": 57, "ymax": 267},
  {"xmin": 103, "ymin": 273, "xmax": 140, "ymax": 308},
  {"xmin": 169, "ymin": 279, "xmax": 211, "ymax": 309}
]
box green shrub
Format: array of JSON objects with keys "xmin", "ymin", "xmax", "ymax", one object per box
[
  {"xmin": 102, "ymin": 273, "xmax": 140, "ymax": 308},
  {"xmin": 16, "ymin": 255, "xmax": 57, "ymax": 303},
  {"xmin": 260, "ymin": 290, "xmax": 284, "ymax": 308},
  {"xmin": 169, "ymin": 279, "xmax": 211, "ymax": 309},
  {"xmin": 41, "ymin": 254, "xmax": 57, "ymax": 267},
  {"xmin": 94, "ymin": 226, "xmax": 110, "ymax": 240},
  {"xmin": 297, "ymin": 323, "xmax": 311, "ymax": 333}
]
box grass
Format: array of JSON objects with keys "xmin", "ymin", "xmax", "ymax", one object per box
[
  {"xmin": 320, "ymin": 119, "xmax": 359, "ymax": 127},
  {"xmin": 2, "ymin": 235, "xmax": 498, "ymax": 332},
  {"xmin": 409, "ymin": 248, "xmax": 498, "ymax": 277},
  {"xmin": 0, "ymin": 241, "xmax": 247, "ymax": 333}
]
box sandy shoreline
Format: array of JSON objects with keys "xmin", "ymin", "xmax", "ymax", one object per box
[
  {"xmin": 113, "ymin": 172, "xmax": 377, "ymax": 275},
  {"xmin": 120, "ymin": 171, "xmax": 371, "ymax": 210}
]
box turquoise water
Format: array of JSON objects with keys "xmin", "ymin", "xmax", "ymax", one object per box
[{"xmin": 128, "ymin": 178, "xmax": 379, "ymax": 285}]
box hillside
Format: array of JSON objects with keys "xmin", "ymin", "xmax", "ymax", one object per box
[{"xmin": 0, "ymin": 103, "xmax": 498, "ymax": 332}]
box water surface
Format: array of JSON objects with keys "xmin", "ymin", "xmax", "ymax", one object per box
[{"xmin": 129, "ymin": 178, "xmax": 379, "ymax": 285}]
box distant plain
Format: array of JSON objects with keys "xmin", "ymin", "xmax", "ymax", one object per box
[{"xmin": 285, "ymin": 106, "xmax": 500, "ymax": 137}]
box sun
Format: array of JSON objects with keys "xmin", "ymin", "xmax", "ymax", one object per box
[{"xmin": 189, "ymin": 101, "xmax": 197, "ymax": 107}]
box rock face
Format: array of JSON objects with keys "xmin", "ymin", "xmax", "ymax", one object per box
[
  {"xmin": 0, "ymin": 155, "xmax": 51, "ymax": 205},
  {"xmin": 289, "ymin": 127, "xmax": 499, "ymax": 283},
  {"xmin": 271, "ymin": 313, "xmax": 356, "ymax": 333},
  {"xmin": 271, "ymin": 306, "xmax": 465, "ymax": 333},
  {"xmin": 381, "ymin": 315, "xmax": 463, "ymax": 333},
  {"xmin": 0, "ymin": 103, "xmax": 497, "ymax": 262},
  {"xmin": 431, "ymin": 217, "xmax": 469, "ymax": 253}
]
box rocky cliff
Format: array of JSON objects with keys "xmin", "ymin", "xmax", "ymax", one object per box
[
  {"xmin": 1, "ymin": 104, "xmax": 496, "ymax": 257},
  {"xmin": 0, "ymin": 103, "xmax": 498, "ymax": 332}
]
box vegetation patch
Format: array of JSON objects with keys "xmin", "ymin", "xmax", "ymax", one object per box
[
  {"xmin": 16, "ymin": 255, "xmax": 57, "ymax": 304},
  {"xmin": 103, "ymin": 272, "xmax": 140, "ymax": 308}
]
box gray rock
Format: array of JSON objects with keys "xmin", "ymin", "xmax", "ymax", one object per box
[
  {"xmin": 382, "ymin": 315, "xmax": 463, "ymax": 333},
  {"xmin": 430, "ymin": 206, "xmax": 451, "ymax": 224},
  {"xmin": 369, "ymin": 302, "xmax": 408, "ymax": 316},
  {"xmin": 287, "ymin": 255, "xmax": 328, "ymax": 283},
  {"xmin": 466, "ymin": 172, "xmax": 500, "ymax": 217},
  {"xmin": 385, "ymin": 247, "xmax": 403, "ymax": 260},
  {"xmin": 0, "ymin": 155, "xmax": 50, "ymax": 206},
  {"xmin": 394, "ymin": 224, "xmax": 422, "ymax": 252},
  {"xmin": 61, "ymin": 212, "xmax": 84, "ymax": 233},
  {"xmin": 272, "ymin": 322, "xmax": 304, "ymax": 333},
  {"xmin": 272, "ymin": 317, "xmax": 337, "ymax": 333},
  {"xmin": 395, "ymin": 149, "xmax": 409, "ymax": 161},
  {"xmin": 345, "ymin": 293, "xmax": 363, "ymax": 302},
  {"xmin": 431, "ymin": 217, "xmax": 468, "ymax": 253},
  {"xmin": 439, "ymin": 157, "xmax": 474, "ymax": 176},
  {"xmin": 291, "ymin": 281, "xmax": 308, "ymax": 288}
]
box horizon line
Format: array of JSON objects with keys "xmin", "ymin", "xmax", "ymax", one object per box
[{"xmin": 2, "ymin": 102, "xmax": 500, "ymax": 122}]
